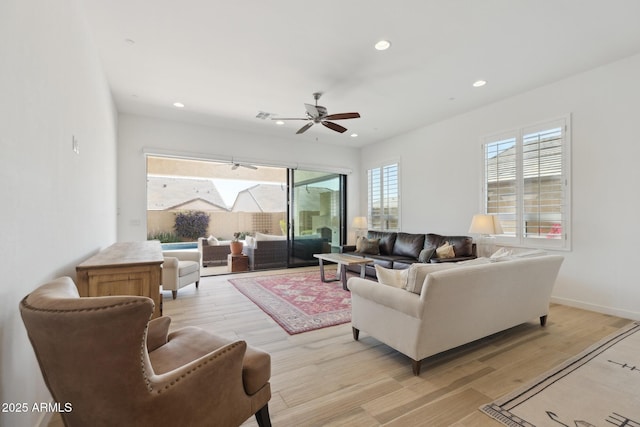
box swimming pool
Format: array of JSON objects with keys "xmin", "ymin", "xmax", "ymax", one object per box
[{"xmin": 161, "ymin": 242, "xmax": 198, "ymax": 250}]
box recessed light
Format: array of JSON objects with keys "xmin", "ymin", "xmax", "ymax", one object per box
[
  {"xmin": 173, "ymin": 102, "xmax": 185, "ymax": 108},
  {"xmin": 473, "ymin": 80, "xmax": 487, "ymax": 87},
  {"xmin": 350, "ymin": 133, "xmax": 358, "ymax": 138},
  {"xmin": 275, "ymin": 120, "xmax": 285, "ymax": 126},
  {"xmin": 374, "ymin": 40, "xmax": 391, "ymax": 51}
]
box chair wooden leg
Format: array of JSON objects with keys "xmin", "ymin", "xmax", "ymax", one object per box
[
  {"xmin": 171, "ymin": 290, "xmax": 177, "ymax": 300},
  {"xmin": 540, "ymin": 315, "xmax": 548, "ymax": 326},
  {"xmin": 411, "ymin": 359, "xmax": 422, "ymax": 376},
  {"xmin": 352, "ymin": 327, "xmax": 360, "ymax": 341},
  {"xmin": 254, "ymin": 403, "xmax": 271, "ymax": 427}
]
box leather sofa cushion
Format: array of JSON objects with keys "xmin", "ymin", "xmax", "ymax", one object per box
[
  {"xmin": 392, "ymin": 232, "xmax": 426, "ymax": 258},
  {"xmin": 367, "ymin": 231, "xmax": 397, "ymax": 256},
  {"xmin": 425, "ymin": 234, "xmax": 474, "ymax": 258}
]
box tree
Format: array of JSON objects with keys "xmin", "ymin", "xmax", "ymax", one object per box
[{"xmin": 174, "ymin": 211, "xmax": 210, "ymax": 240}]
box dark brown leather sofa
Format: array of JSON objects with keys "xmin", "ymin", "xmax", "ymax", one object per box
[{"xmin": 341, "ymin": 231, "xmax": 476, "ymax": 277}]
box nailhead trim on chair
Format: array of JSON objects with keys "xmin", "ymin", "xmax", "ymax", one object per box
[{"xmin": 20, "ymin": 297, "xmax": 150, "ymax": 313}]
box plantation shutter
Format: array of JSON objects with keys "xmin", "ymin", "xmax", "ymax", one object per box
[
  {"xmin": 482, "ymin": 117, "xmax": 570, "ymax": 249},
  {"xmin": 368, "ymin": 162, "xmax": 400, "ymax": 231},
  {"xmin": 485, "ymin": 135, "xmax": 517, "ymax": 237}
]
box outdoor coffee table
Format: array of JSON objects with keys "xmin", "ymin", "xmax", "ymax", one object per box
[{"xmin": 313, "ymin": 253, "xmax": 374, "ymax": 291}]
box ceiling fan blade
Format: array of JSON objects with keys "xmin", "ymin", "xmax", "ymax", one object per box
[
  {"xmin": 242, "ymin": 164, "xmax": 258, "ymax": 170},
  {"xmin": 231, "ymin": 163, "xmax": 239, "ymax": 170},
  {"xmin": 325, "ymin": 112, "xmax": 360, "ymax": 120},
  {"xmin": 304, "ymin": 103, "xmax": 320, "ymax": 118},
  {"xmin": 296, "ymin": 122, "xmax": 314, "ymax": 134},
  {"xmin": 321, "ymin": 121, "xmax": 347, "ymax": 133}
]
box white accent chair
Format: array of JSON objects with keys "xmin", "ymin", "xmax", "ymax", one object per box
[{"xmin": 162, "ymin": 250, "xmax": 200, "ymax": 299}]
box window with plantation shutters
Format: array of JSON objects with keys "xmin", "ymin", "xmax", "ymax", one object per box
[
  {"xmin": 482, "ymin": 116, "xmax": 571, "ymax": 250},
  {"xmin": 367, "ymin": 162, "xmax": 400, "ymax": 231}
]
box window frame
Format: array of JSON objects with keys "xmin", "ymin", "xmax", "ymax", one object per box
[
  {"xmin": 366, "ymin": 160, "xmax": 400, "ymax": 232},
  {"xmin": 480, "ymin": 115, "xmax": 571, "ymax": 251}
]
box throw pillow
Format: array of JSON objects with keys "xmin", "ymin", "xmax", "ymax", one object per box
[
  {"xmin": 405, "ymin": 263, "xmax": 459, "ymax": 294},
  {"xmin": 418, "ymin": 248, "xmax": 435, "ymax": 263},
  {"xmin": 207, "ymin": 235, "xmax": 219, "ymax": 246},
  {"xmin": 490, "ymin": 247, "xmax": 513, "ymax": 262},
  {"xmin": 375, "ymin": 265, "xmax": 408, "ymax": 288},
  {"xmin": 355, "ymin": 237, "xmax": 380, "ymax": 255},
  {"xmin": 435, "ymin": 241, "xmax": 455, "ymax": 259}
]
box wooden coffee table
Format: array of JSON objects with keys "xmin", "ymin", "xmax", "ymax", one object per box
[{"xmin": 313, "ymin": 253, "xmax": 374, "ymax": 290}]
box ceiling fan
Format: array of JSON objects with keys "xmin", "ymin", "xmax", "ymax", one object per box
[
  {"xmin": 273, "ymin": 92, "xmax": 360, "ymax": 134},
  {"xmin": 231, "ymin": 162, "xmax": 257, "ymax": 170}
]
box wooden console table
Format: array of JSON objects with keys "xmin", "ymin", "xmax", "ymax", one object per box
[{"xmin": 76, "ymin": 241, "xmax": 164, "ymax": 318}]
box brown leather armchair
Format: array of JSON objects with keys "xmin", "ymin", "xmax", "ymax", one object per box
[{"xmin": 19, "ymin": 277, "xmax": 272, "ymax": 427}]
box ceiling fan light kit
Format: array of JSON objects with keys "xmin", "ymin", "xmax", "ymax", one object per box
[{"xmin": 273, "ymin": 92, "xmax": 360, "ymax": 135}]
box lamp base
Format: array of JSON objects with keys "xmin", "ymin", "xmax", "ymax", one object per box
[{"xmin": 476, "ymin": 235, "xmax": 497, "ymax": 258}]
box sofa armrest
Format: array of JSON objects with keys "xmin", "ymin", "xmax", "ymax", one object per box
[
  {"xmin": 340, "ymin": 245, "xmax": 356, "ymax": 253},
  {"xmin": 347, "ymin": 278, "xmax": 422, "ymax": 318},
  {"xmin": 147, "ymin": 316, "xmax": 172, "ymax": 352},
  {"xmin": 162, "ymin": 250, "xmax": 200, "ymax": 263},
  {"xmin": 163, "ymin": 256, "xmax": 179, "ymax": 268}
]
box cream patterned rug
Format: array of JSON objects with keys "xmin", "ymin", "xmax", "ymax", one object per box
[{"xmin": 480, "ymin": 322, "xmax": 640, "ymax": 427}]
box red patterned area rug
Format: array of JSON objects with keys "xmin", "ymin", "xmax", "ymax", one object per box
[{"xmin": 229, "ymin": 270, "xmax": 352, "ymax": 335}]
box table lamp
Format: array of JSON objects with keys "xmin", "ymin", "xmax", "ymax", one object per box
[
  {"xmin": 468, "ymin": 214, "xmax": 503, "ymax": 257},
  {"xmin": 352, "ymin": 216, "xmax": 368, "ymax": 240}
]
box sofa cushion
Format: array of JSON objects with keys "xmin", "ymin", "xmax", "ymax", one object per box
[
  {"xmin": 425, "ymin": 234, "xmax": 474, "ymax": 258},
  {"xmin": 445, "ymin": 236, "xmax": 474, "ymax": 257},
  {"xmin": 367, "ymin": 231, "xmax": 397, "ymax": 256},
  {"xmin": 392, "ymin": 233, "xmax": 426, "ymax": 258},
  {"xmin": 405, "ymin": 262, "xmax": 458, "ymax": 294},
  {"xmin": 375, "ymin": 265, "xmax": 408, "ymax": 288},
  {"xmin": 178, "ymin": 260, "xmax": 200, "ymax": 276},
  {"xmin": 355, "ymin": 237, "xmax": 380, "ymax": 255}
]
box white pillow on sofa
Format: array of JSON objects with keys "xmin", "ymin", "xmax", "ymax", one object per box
[
  {"xmin": 405, "ymin": 263, "xmax": 459, "ymax": 294},
  {"xmin": 207, "ymin": 235, "xmax": 219, "ymax": 246},
  {"xmin": 375, "ymin": 265, "xmax": 408, "ymax": 288}
]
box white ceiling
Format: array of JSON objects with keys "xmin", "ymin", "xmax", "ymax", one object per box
[{"xmin": 80, "ymin": 0, "xmax": 640, "ymax": 147}]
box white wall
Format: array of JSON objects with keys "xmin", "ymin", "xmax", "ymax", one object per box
[
  {"xmin": 117, "ymin": 114, "xmax": 361, "ymax": 242},
  {"xmin": 0, "ymin": 0, "xmax": 118, "ymax": 425},
  {"xmin": 362, "ymin": 53, "xmax": 640, "ymax": 321}
]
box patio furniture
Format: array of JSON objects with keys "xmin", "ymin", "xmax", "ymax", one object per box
[{"xmin": 199, "ymin": 237, "xmax": 231, "ymax": 267}]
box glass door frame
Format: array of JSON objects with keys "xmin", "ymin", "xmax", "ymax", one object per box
[{"xmin": 287, "ymin": 170, "xmax": 347, "ymax": 267}]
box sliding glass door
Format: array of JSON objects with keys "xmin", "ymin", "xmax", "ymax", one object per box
[
  {"xmin": 288, "ymin": 170, "xmax": 346, "ymax": 267},
  {"xmin": 146, "ymin": 155, "xmax": 346, "ymax": 272}
]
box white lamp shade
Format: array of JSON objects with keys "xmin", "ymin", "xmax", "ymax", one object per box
[
  {"xmin": 352, "ymin": 216, "xmax": 368, "ymax": 229},
  {"xmin": 468, "ymin": 214, "xmax": 503, "ymax": 235}
]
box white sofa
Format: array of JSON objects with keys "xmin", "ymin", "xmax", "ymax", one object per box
[{"xmin": 347, "ymin": 255, "xmax": 564, "ymax": 375}]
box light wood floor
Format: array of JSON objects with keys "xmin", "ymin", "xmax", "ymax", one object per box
[{"xmin": 49, "ymin": 267, "xmax": 631, "ymax": 426}]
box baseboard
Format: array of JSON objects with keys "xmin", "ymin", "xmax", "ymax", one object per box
[{"xmin": 551, "ymin": 296, "xmax": 640, "ymax": 321}]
